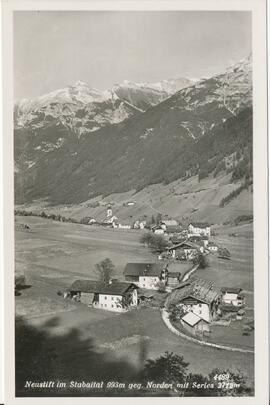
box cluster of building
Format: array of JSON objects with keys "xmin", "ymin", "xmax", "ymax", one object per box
[
  {"xmin": 69, "ymin": 210, "xmax": 240, "ymax": 337},
  {"xmin": 168, "ymin": 279, "xmax": 245, "ymax": 336},
  {"xmin": 82, "ymin": 206, "xmax": 146, "ymax": 230},
  {"xmin": 65, "ymin": 258, "xmax": 245, "ymax": 336},
  {"xmin": 66, "ymin": 261, "xmax": 190, "ymax": 312}
]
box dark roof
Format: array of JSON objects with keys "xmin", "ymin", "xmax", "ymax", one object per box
[
  {"xmin": 221, "ymin": 287, "xmax": 242, "ymax": 294},
  {"xmin": 165, "ymin": 225, "xmax": 182, "ymax": 233},
  {"xmin": 169, "ymin": 278, "xmax": 219, "ymax": 305},
  {"xmin": 69, "ymin": 279, "xmax": 137, "ymax": 295},
  {"xmin": 189, "ymin": 222, "xmax": 210, "ymax": 228},
  {"xmin": 124, "ymin": 263, "xmax": 164, "ymax": 277}
]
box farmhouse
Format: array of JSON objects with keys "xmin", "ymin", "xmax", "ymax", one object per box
[
  {"xmin": 151, "ymin": 225, "xmax": 165, "ymax": 235},
  {"xmin": 166, "ymin": 241, "xmax": 202, "ymax": 260},
  {"xmin": 124, "ymin": 262, "xmax": 168, "ymax": 289},
  {"xmin": 181, "ymin": 312, "xmax": 210, "ymax": 335},
  {"xmin": 170, "ymin": 278, "xmax": 219, "ymax": 322},
  {"xmin": 68, "ymin": 279, "xmax": 138, "ymax": 312},
  {"xmin": 220, "ymin": 287, "xmax": 244, "ymax": 307},
  {"xmin": 188, "ymin": 222, "xmax": 211, "ymax": 236}
]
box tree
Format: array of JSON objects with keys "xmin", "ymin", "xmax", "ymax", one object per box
[
  {"xmin": 192, "ymin": 253, "xmax": 209, "ymax": 269},
  {"xmin": 156, "ymin": 213, "xmax": 162, "ymax": 224},
  {"xmin": 139, "ymin": 232, "xmax": 155, "ymax": 247},
  {"xmin": 142, "ymin": 352, "xmax": 189, "ymax": 386},
  {"xmin": 151, "ymin": 234, "xmax": 169, "ymax": 253},
  {"xmin": 95, "ymin": 258, "xmax": 115, "ymax": 286},
  {"xmin": 155, "ymin": 281, "xmax": 166, "ymax": 293}
]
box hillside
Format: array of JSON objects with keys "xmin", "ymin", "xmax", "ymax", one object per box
[
  {"xmin": 16, "ymin": 171, "xmax": 253, "ymax": 226},
  {"xmin": 14, "ymin": 55, "xmax": 252, "ymax": 214}
]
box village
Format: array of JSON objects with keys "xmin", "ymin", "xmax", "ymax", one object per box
[{"xmin": 47, "ymin": 204, "xmax": 251, "ymax": 345}]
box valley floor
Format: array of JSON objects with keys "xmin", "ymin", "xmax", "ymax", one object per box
[{"xmin": 15, "ymin": 216, "xmax": 254, "ymax": 395}]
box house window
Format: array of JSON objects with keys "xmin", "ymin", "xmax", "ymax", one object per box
[
  {"xmin": 111, "ymin": 305, "xmax": 114, "ymax": 308},
  {"xmin": 104, "ymin": 296, "xmax": 107, "ymax": 300},
  {"xmin": 199, "ymin": 304, "xmax": 202, "ymax": 307},
  {"xmin": 104, "ymin": 304, "xmax": 107, "ymax": 307},
  {"xmin": 199, "ymin": 310, "xmax": 202, "ymax": 314}
]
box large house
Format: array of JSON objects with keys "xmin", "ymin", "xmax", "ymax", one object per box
[
  {"xmin": 188, "ymin": 222, "xmax": 211, "ymax": 237},
  {"xmin": 68, "ymin": 279, "xmax": 138, "ymax": 312},
  {"xmin": 169, "ymin": 278, "xmax": 219, "ymax": 322},
  {"xmin": 124, "ymin": 263, "xmax": 168, "ymax": 289},
  {"xmin": 166, "ymin": 241, "xmax": 202, "ymax": 260}
]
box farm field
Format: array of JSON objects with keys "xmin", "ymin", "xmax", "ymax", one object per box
[{"xmin": 15, "ymin": 216, "xmax": 254, "ymax": 392}]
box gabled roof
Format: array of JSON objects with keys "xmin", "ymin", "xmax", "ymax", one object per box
[
  {"xmin": 169, "ymin": 278, "xmax": 219, "ymax": 305},
  {"xmin": 161, "ymin": 220, "xmax": 178, "ymax": 226},
  {"xmin": 167, "ymin": 240, "xmax": 200, "ymax": 250},
  {"xmin": 124, "ymin": 263, "xmax": 164, "ymax": 277},
  {"xmin": 181, "ymin": 312, "xmax": 208, "ymax": 327},
  {"xmin": 69, "ymin": 279, "xmax": 137, "ymax": 295},
  {"xmin": 189, "ymin": 222, "xmax": 210, "ymax": 228},
  {"xmin": 221, "ymin": 287, "xmax": 242, "ymax": 294}
]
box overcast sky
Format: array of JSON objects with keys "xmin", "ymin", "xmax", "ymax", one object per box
[{"xmin": 14, "ymin": 11, "xmax": 251, "ymax": 100}]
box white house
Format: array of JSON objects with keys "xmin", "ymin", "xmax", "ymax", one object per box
[
  {"xmin": 69, "ymin": 279, "xmax": 138, "ymax": 313},
  {"xmin": 181, "ymin": 312, "xmax": 210, "ymax": 335},
  {"xmin": 208, "ymin": 242, "xmax": 218, "ymax": 252},
  {"xmin": 220, "ymin": 287, "xmax": 244, "ymax": 307},
  {"xmin": 188, "ymin": 222, "xmax": 211, "ymax": 237},
  {"xmin": 151, "ymin": 225, "xmax": 165, "ymax": 235},
  {"xmin": 124, "ymin": 263, "xmax": 168, "ymax": 290}
]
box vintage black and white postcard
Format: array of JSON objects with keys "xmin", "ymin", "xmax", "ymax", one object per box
[{"xmin": 1, "ymin": 0, "xmax": 268, "ymax": 404}]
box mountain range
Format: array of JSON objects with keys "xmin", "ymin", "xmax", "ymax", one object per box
[
  {"xmin": 14, "ymin": 77, "xmax": 195, "ymax": 136},
  {"xmin": 14, "ymin": 54, "xmax": 252, "ymax": 220}
]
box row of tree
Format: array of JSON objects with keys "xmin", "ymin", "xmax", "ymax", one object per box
[
  {"xmin": 15, "ymin": 209, "xmax": 78, "ymax": 224},
  {"xmin": 219, "ymin": 179, "xmax": 252, "ymax": 208}
]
